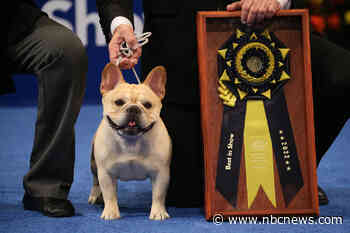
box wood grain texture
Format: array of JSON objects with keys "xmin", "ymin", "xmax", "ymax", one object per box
[{"xmin": 196, "ymin": 10, "xmax": 319, "ymax": 220}]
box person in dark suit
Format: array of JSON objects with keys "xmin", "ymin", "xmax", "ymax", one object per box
[
  {"xmin": 3, "ymin": 0, "xmax": 87, "ymax": 217},
  {"xmin": 95, "ymin": 0, "xmax": 350, "ymax": 207}
]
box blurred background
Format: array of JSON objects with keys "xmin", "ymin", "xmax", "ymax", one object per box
[
  {"xmin": 307, "ymin": 0, "xmax": 350, "ymax": 49},
  {"xmin": 1, "ymin": 0, "xmax": 350, "ymax": 106}
]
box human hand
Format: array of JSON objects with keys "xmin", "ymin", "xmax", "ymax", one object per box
[
  {"xmin": 109, "ymin": 24, "xmax": 141, "ymax": 69},
  {"xmin": 226, "ymin": 0, "xmax": 281, "ymax": 26}
]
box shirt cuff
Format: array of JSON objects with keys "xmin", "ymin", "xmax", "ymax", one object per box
[
  {"xmin": 277, "ymin": 0, "xmax": 291, "ymax": 9},
  {"xmin": 110, "ymin": 16, "xmax": 133, "ymax": 35}
]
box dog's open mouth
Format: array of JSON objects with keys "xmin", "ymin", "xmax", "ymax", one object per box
[{"xmin": 106, "ymin": 115, "xmax": 155, "ymax": 136}]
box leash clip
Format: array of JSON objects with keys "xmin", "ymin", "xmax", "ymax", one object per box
[{"xmin": 116, "ymin": 32, "xmax": 152, "ymax": 84}]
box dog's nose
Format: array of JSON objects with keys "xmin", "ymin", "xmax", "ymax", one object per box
[{"xmin": 127, "ymin": 106, "xmax": 141, "ymax": 115}]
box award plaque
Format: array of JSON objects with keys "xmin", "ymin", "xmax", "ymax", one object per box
[{"xmin": 196, "ymin": 10, "xmax": 319, "ymax": 220}]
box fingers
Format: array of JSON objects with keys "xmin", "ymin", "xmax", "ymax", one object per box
[
  {"xmin": 241, "ymin": 0, "xmax": 253, "ymax": 24},
  {"xmin": 255, "ymin": 0, "xmax": 268, "ymax": 24},
  {"xmin": 132, "ymin": 47, "xmax": 142, "ymax": 62},
  {"xmin": 246, "ymin": 4, "xmax": 257, "ymax": 25},
  {"xmin": 245, "ymin": 0, "xmax": 265, "ymax": 25},
  {"xmin": 108, "ymin": 36, "xmax": 121, "ymax": 64},
  {"xmin": 270, "ymin": 1, "xmax": 281, "ymax": 17},
  {"xmin": 123, "ymin": 28, "xmax": 139, "ymax": 51},
  {"xmin": 226, "ymin": 1, "xmax": 242, "ymax": 11},
  {"xmin": 108, "ymin": 24, "xmax": 141, "ymax": 69},
  {"xmin": 118, "ymin": 47, "xmax": 142, "ymax": 69},
  {"xmin": 119, "ymin": 58, "xmax": 135, "ymax": 70},
  {"xmin": 265, "ymin": 4, "xmax": 274, "ymax": 19},
  {"xmin": 239, "ymin": 0, "xmax": 281, "ymax": 26}
]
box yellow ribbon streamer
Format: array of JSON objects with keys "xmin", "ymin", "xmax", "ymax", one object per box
[{"xmin": 244, "ymin": 100, "xmax": 277, "ymax": 208}]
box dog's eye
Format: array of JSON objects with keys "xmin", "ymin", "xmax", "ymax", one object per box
[
  {"xmin": 115, "ymin": 99, "xmax": 125, "ymax": 106},
  {"xmin": 143, "ymin": 102, "xmax": 152, "ymax": 109}
]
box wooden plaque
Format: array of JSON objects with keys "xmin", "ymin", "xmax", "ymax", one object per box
[{"xmin": 196, "ymin": 10, "xmax": 319, "ymax": 220}]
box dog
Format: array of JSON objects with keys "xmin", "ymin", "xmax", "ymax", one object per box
[{"xmin": 88, "ymin": 63, "xmax": 172, "ymax": 220}]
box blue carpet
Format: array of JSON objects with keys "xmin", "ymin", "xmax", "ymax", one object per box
[{"xmin": 0, "ymin": 105, "xmax": 349, "ymax": 233}]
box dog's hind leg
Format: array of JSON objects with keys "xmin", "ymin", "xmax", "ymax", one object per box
[{"xmin": 88, "ymin": 139, "xmax": 104, "ymax": 205}]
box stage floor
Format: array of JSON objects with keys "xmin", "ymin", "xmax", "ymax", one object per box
[{"xmin": 0, "ymin": 105, "xmax": 349, "ymax": 233}]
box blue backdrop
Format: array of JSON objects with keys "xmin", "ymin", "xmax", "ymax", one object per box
[{"xmin": 1, "ymin": 0, "xmax": 143, "ymax": 106}]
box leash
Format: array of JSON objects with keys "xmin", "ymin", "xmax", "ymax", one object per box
[{"xmin": 116, "ymin": 32, "xmax": 152, "ymax": 84}]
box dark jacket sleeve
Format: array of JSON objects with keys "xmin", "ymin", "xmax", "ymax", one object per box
[
  {"xmin": 7, "ymin": 0, "xmax": 45, "ymax": 46},
  {"xmin": 95, "ymin": 0, "xmax": 134, "ymax": 43},
  {"xmin": 291, "ymin": 0, "xmax": 307, "ymax": 9}
]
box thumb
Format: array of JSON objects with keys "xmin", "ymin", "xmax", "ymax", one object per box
[{"xmin": 226, "ymin": 1, "xmax": 242, "ymax": 11}]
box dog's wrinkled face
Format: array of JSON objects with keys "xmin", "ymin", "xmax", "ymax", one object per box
[
  {"xmin": 100, "ymin": 64, "xmax": 166, "ymax": 137},
  {"xmin": 103, "ymin": 83, "xmax": 162, "ymax": 136}
]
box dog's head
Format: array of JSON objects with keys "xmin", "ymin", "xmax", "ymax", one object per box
[{"xmin": 100, "ymin": 63, "xmax": 166, "ymax": 137}]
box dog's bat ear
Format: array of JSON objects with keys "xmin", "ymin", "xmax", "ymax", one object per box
[
  {"xmin": 144, "ymin": 66, "xmax": 167, "ymax": 100},
  {"xmin": 100, "ymin": 63, "xmax": 125, "ymax": 95}
]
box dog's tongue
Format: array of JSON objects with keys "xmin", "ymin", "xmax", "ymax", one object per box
[{"xmin": 128, "ymin": 121, "xmax": 136, "ymax": 127}]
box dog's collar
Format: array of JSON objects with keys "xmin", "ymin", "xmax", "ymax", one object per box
[{"xmin": 106, "ymin": 115, "xmax": 156, "ymax": 135}]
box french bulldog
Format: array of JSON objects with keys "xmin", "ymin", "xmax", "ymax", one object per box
[{"xmin": 88, "ymin": 63, "xmax": 172, "ymax": 220}]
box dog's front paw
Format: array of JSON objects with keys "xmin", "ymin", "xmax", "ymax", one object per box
[
  {"xmin": 149, "ymin": 205, "xmax": 170, "ymax": 221},
  {"xmin": 101, "ymin": 205, "xmax": 121, "ymax": 220}
]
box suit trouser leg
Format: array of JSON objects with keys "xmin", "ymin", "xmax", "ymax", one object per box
[
  {"xmin": 310, "ymin": 35, "xmax": 350, "ymax": 166},
  {"xmin": 161, "ymin": 103, "xmax": 204, "ymax": 207},
  {"xmin": 7, "ymin": 16, "xmax": 87, "ymax": 199}
]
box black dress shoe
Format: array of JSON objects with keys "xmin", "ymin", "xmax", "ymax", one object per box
[
  {"xmin": 318, "ymin": 185, "xmax": 329, "ymax": 206},
  {"xmin": 22, "ymin": 194, "xmax": 75, "ymax": 217}
]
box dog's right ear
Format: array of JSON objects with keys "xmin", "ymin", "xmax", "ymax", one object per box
[{"xmin": 100, "ymin": 63, "xmax": 125, "ymax": 95}]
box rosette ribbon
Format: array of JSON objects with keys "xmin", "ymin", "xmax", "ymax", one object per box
[{"xmin": 215, "ymin": 27, "xmax": 304, "ymax": 208}]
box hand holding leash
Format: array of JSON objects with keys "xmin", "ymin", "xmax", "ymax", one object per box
[
  {"xmin": 109, "ymin": 24, "xmax": 141, "ymax": 70},
  {"xmin": 117, "ymin": 32, "xmax": 152, "ymax": 84}
]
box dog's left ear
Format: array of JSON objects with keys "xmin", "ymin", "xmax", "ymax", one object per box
[
  {"xmin": 144, "ymin": 66, "xmax": 167, "ymax": 100},
  {"xmin": 100, "ymin": 63, "xmax": 125, "ymax": 95}
]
